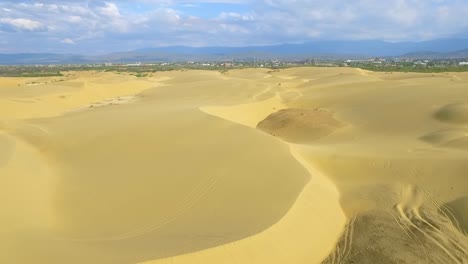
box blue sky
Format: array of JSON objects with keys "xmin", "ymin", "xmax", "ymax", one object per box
[{"xmin": 0, "ymin": 0, "xmax": 467, "ymax": 54}]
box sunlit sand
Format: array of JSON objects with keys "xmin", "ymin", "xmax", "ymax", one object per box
[{"xmin": 1, "ymin": 68, "xmax": 467, "ymax": 263}]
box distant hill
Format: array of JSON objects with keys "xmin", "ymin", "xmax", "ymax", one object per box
[
  {"xmin": 1, "ymin": 38, "xmax": 467, "ymax": 65},
  {"xmin": 133, "ymin": 38, "xmax": 468, "ymax": 57},
  {"xmin": 400, "ymin": 49, "xmax": 468, "ymax": 59},
  {"xmin": 0, "ymin": 53, "xmax": 88, "ymax": 65}
]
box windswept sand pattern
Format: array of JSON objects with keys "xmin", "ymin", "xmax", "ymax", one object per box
[
  {"xmin": 323, "ymin": 185, "xmax": 468, "ymax": 264},
  {"xmin": 325, "ymin": 215, "xmax": 357, "ymax": 264},
  {"xmin": 396, "ymin": 186, "xmax": 467, "ymax": 263},
  {"xmin": 444, "ymin": 196, "xmax": 468, "ymax": 236}
]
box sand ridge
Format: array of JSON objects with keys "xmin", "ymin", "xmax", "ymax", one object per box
[{"xmin": 0, "ymin": 71, "xmax": 167, "ymax": 120}]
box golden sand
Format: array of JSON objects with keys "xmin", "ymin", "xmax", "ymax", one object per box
[{"xmin": 0, "ymin": 68, "xmax": 467, "ymax": 263}]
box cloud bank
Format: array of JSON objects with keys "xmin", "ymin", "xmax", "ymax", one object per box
[{"xmin": 0, "ymin": 0, "xmax": 467, "ymax": 53}]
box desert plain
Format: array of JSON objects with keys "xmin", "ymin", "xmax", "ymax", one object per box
[{"xmin": 0, "ymin": 67, "xmax": 467, "ymax": 263}]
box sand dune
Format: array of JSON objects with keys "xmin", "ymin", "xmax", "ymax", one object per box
[
  {"xmin": 257, "ymin": 108, "xmax": 344, "ymax": 143},
  {"xmin": 1, "ymin": 68, "xmax": 467, "ymax": 263},
  {"xmin": 435, "ymin": 103, "xmax": 468, "ymax": 124},
  {"xmin": 421, "ymin": 129, "xmax": 468, "ymax": 150}
]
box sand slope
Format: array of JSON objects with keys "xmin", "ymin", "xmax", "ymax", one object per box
[{"xmin": 1, "ymin": 68, "xmax": 467, "ymax": 263}]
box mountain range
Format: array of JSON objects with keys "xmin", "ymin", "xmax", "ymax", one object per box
[{"xmin": 1, "ymin": 38, "xmax": 468, "ymax": 65}]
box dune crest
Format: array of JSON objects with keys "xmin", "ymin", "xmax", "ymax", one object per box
[{"xmin": 197, "ymin": 95, "xmax": 346, "ymax": 264}]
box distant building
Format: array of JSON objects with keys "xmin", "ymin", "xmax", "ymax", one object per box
[
  {"xmin": 459, "ymin": 62, "xmax": 468, "ymax": 66},
  {"xmin": 414, "ymin": 61, "xmax": 427, "ymax": 66},
  {"xmin": 370, "ymin": 57, "xmax": 384, "ymax": 63},
  {"xmin": 271, "ymin": 59, "xmax": 281, "ymax": 67},
  {"xmin": 104, "ymin": 62, "xmax": 113, "ymax": 66}
]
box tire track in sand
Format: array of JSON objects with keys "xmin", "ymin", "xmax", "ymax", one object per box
[
  {"xmin": 396, "ymin": 185, "xmax": 468, "ymax": 264},
  {"xmin": 59, "ymin": 172, "xmax": 221, "ymax": 242}
]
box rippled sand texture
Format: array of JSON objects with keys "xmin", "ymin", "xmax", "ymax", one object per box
[{"xmin": 0, "ymin": 68, "xmax": 467, "ymax": 263}]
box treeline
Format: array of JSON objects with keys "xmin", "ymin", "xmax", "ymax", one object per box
[
  {"xmin": 1, "ymin": 62, "xmax": 467, "ymax": 77},
  {"xmin": 0, "ymin": 66, "xmax": 64, "ymax": 77},
  {"xmin": 0, "ymin": 64, "xmax": 222, "ymax": 77},
  {"xmin": 349, "ymin": 62, "xmax": 468, "ymax": 73}
]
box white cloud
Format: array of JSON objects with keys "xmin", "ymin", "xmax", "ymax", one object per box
[
  {"xmin": 68, "ymin": 15, "xmax": 82, "ymax": 23},
  {"xmin": 0, "ymin": 0, "xmax": 467, "ymax": 53},
  {"xmin": 138, "ymin": 0, "xmax": 249, "ymax": 3},
  {"xmin": 61, "ymin": 38, "xmax": 75, "ymax": 44},
  {"xmin": 0, "ymin": 18, "xmax": 44, "ymax": 31},
  {"xmin": 99, "ymin": 2, "xmax": 121, "ymax": 18},
  {"xmin": 386, "ymin": 0, "xmax": 421, "ymax": 26},
  {"xmin": 217, "ymin": 12, "xmax": 254, "ymax": 21}
]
